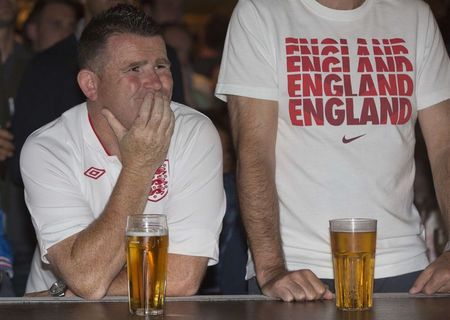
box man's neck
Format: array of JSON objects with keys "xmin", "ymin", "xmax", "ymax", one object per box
[
  {"xmin": 316, "ymin": 0, "xmax": 365, "ymax": 10},
  {"xmin": 0, "ymin": 26, "xmax": 14, "ymax": 64},
  {"xmin": 87, "ymin": 104, "xmax": 121, "ymax": 158}
]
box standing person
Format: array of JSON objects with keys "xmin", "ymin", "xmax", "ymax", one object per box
[
  {"xmin": 216, "ymin": 0, "xmax": 450, "ymax": 301},
  {"xmin": 9, "ymin": 0, "xmax": 185, "ymax": 296},
  {"xmin": 22, "ymin": 4, "xmax": 225, "ymax": 298},
  {"xmin": 0, "ymin": 0, "xmax": 29, "ymax": 165},
  {"xmin": 0, "ymin": 0, "xmax": 31, "ymax": 296},
  {"xmin": 0, "ymin": 0, "xmax": 21, "ymax": 162}
]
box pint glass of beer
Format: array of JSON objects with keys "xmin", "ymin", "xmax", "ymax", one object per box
[
  {"xmin": 330, "ymin": 218, "xmax": 377, "ymax": 311},
  {"xmin": 126, "ymin": 214, "xmax": 169, "ymax": 316}
]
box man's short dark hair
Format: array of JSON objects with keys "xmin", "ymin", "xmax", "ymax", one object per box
[{"xmin": 78, "ymin": 4, "xmax": 162, "ymax": 71}]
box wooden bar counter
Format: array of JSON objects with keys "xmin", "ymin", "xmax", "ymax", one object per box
[{"xmin": 1, "ymin": 293, "xmax": 450, "ymax": 319}]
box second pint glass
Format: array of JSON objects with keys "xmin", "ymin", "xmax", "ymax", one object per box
[
  {"xmin": 126, "ymin": 214, "xmax": 168, "ymax": 316},
  {"xmin": 330, "ymin": 218, "xmax": 377, "ymax": 311}
]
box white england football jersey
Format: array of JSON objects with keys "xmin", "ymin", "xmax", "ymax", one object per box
[{"xmin": 22, "ymin": 102, "xmax": 226, "ymax": 292}]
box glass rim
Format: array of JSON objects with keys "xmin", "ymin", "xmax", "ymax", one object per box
[
  {"xmin": 329, "ymin": 218, "xmax": 377, "ymax": 232},
  {"xmin": 127, "ymin": 213, "xmax": 166, "ymax": 218},
  {"xmin": 126, "ymin": 213, "xmax": 167, "ymax": 221},
  {"xmin": 126, "ymin": 214, "xmax": 168, "ymax": 234}
]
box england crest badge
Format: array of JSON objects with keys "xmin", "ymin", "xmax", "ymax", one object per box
[{"xmin": 148, "ymin": 160, "xmax": 169, "ymax": 202}]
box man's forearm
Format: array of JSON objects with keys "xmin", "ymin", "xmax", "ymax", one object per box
[
  {"xmin": 166, "ymin": 254, "xmax": 208, "ymax": 296},
  {"xmin": 104, "ymin": 254, "xmax": 209, "ymax": 297},
  {"xmin": 48, "ymin": 167, "xmax": 156, "ymax": 299},
  {"xmin": 71, "ymin": 167, "xmax": 153, "ymax": 261},
  {"xmin": 430, "ymin": 147, "xmax": 450, "ymax": 234},
  {"xmin": 228, "ymin": 95, "xmax": 285, "ymax": 287},
  {"xmin": 418, "ymin": 100, "xmax": 450, "ymax": 244},
  {"xmin": 106, "ymin": 268, "xmax": 128, "ymax": 296},
  {"xmin": 238, "ymin": 155, "xmax": 286, "ymax": 286}
]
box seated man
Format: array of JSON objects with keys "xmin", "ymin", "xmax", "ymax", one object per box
[{"xmin": 21, "ymin": 4, "xmax": 225, "ymax": 299}]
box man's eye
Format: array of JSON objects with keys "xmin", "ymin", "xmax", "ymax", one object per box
[
  {"xmin": 155, "ymin": 64, "xmax": 170, "ymax": 70},
  {"xmin": 129, "ymin": 66, "xmax": 140, "ymax": 72}
]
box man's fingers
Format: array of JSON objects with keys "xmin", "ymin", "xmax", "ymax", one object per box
[
  {"xmin": 148, "ymin": 92, "xmax": 165, "ymax": 128},
  {"xmin": 307, "ymin": 275, "xmax": 333, "ymax": 300},
  {"xmin": 165, "ymin": 112, "xmax": 175, "ymax": 138},
  {"xmin": 134, "ymin": 92, "xmax": 173, "ymax": 138},
  {"xmin": 135, "ymin": 93, "xmax": 154, "ymax": 127},
  {"xmin": 290, "ymin": 273, "xmax": 316, "ymax": 300},
  {"xmin": 272, "ymin": 287, "xmax": 295, "ymax": 302},
  {"xmin": 0, "ymin": 135, "xmax": 15, "ymax": 160},
  {"xmin": 410, "ymin": 253, "xmax": 450, "ymax": 295},
  {"xmin": 422, "ymin": 269, "xmax": 450, "ymax": 295},
  {"xmin": 410, "ymin": 268, "xmax": 432, "ymax": 294},
  {"xmin": 159, "ymin": 95, "xmax": 174, "ymax": 135},
  {"xmin": 0, "ymin": 138, "xmax": 14, "ymax": 151},
  {"xmin": 287, "ymin": 283, "xmax": 308, "ymax": 301},
  {"xmin": 0, "ymin": 150, "xmax": 13, "ymax": 160},
  {"xmin": 262, "ymin": 270, "xmax": 331, "ymax": 302},
  {"xmin": 437, "ymin": 282, "xmax": 450, "ymax": 293},
  {"xmin": 101, "ymin": 108, "xmax": 126, "ymax": 140},
  {"xmin": 262, "ymin": 282, "xmax": 295, "ymax": 302},
  {"xmin": 322, "ymin": 288, "xmax": 334, "ymax": 300},
  {"xmin": 0, "ymin": 128, "xmax": 13, "ymax": 140},
  {"xmin": 294, "ymin": 270, "xmax": 331, "ymax": 301},
  {"xmin": 147, "ymin": 93, "xmax": 174, "ymax": 139}
]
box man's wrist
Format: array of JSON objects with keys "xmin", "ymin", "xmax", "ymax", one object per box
[{"xmin": 257, "ymin": 264, "xmax": 287, "ymax": 286}]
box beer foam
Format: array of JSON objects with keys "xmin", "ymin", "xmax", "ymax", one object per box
[{"xmin": 126, "ymin": 231, "xmax": 167, "ymax": 237}]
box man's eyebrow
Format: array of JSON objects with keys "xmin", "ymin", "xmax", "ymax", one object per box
[
  {"xmin": 156, "ymin": 57, "xmax": 171, "ymax": 66},
  {"xmin": 120, "ymin": 60, "xmax": 147, "ymax": 71}
]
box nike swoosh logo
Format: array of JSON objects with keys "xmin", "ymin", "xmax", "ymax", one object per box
[{"xmin": 342, "ymin": 134, "xmax": 366, "ymax": 144}]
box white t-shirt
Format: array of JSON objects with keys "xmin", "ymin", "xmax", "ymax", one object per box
[
  {"xmin": 216, "ymin": 0, "xmax": 450, "ymax": 279},
  {"xmin": 22, "ymin": 102, "xmax": 226, "ymax": 292}
]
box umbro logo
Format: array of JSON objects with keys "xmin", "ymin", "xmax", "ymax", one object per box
[
  {"xmin": 84, "ymin": 167, "xmax": 106, "ymax": 179},
  {"xmin": 342, "ymin": 134, "xmax": 366, "ymax": 144}
]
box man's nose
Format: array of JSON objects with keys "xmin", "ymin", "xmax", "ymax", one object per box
[{"xmin": 143, "ymin": 70, "xmax": 162, "ymax": 90}]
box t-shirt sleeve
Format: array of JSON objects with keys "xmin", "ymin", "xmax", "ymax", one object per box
[
  {"xmin": 20, "ymin": 135, "xmax": 93, "ymax": 264},
  {"xmin": 166, "ymin": 114, "xmax": 226, "ymax": 266},
  {"xmin": 215, "ymin": 0, "xmax": 278, "ymax": 102},
  {"xmin": 415, "ymin": 6, "xmax": 450, "ymax": 109}
]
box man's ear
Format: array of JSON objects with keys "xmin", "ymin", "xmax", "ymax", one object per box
[{"xmin": 77, "ymin": 69, "xmax": 98, "ymax": 101}]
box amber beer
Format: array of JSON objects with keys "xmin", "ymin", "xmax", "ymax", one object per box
[
  {"xmin": 330, "ymin": 219, "xmax": 377, "ymax": 311},
  {"xmin": 126, "ymin": 215, "xmax": 168, "ymax": 316}
]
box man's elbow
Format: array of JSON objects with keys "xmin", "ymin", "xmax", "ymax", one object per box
[{"xmin": 67, "ymin": 277, "xmax": 109, "ymax": 300}]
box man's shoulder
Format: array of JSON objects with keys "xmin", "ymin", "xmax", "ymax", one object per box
[
  {"xmin": 171, "ymin": 102, "xmax": 219, "ymax": 138},
  {"xmin": 172, "ymin": 102, "xmax": 213, "ymax": 126},
  {"xmin": 23, "ymin": 104, "xmax": 85, "ymax": 148},
  {"xmin": 20, "ymin": 104, "xmax": 86, "ymax": 174},
  {"xmin": 170, "ymin": 102, "xmax": 221, "ymax": 153}
]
